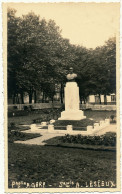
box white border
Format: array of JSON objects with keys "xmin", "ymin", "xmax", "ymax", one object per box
[{"xmin": 0, "ymin": 0, "xmax": 121, "ymax": 194}]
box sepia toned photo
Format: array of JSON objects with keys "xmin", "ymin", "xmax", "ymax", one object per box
[{"xmin": 2, "ymin": 1, "xmax": 120, "ymax": 192}]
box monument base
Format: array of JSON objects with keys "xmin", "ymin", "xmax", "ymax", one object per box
[{"xmin": 58, "ymin": 110, "xmax": 86, "ymax": 120}]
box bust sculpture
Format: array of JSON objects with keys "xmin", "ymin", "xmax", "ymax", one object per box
[
  {"xmin": 58, "ymin": 67, "xmax": 86, "ymax": 120},
  {"xmin": 66, "ymin": 67, "xmax": 77, "ymax": 82}
]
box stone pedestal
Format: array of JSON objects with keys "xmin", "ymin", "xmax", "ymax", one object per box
[
  {"xmin": 59, "ymin": 110, "xmax": 86, "ymax": 120},
  {"xmin": 67, "ymin": 125, "xmax": 73, "ymax": 132},
  {"xmin": 48, "ymin": 124, "xmax": 54, "ymax": 132},
  {"xmin": 58, "ymin": 82, "xmax": 86, "ymax": 120},
  {"xmin": 41, "ymin": 122, "xmax": 47, "ymax": 127},
  {"xmin": 31, "ymin": 124, "xmax": 37, "ymax": 131}
]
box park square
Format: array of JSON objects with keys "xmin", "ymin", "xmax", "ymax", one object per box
[{"xmin": 3, "ymin": 2, "xmax": 120, "ymax": 191}]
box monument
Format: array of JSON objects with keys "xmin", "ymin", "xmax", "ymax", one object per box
[
  {"xmin": 30, "ymin": 69, "xmax": 110, "ymax": 135},
  {"xmin": 58, "ymin": 67, "xmax": 86, "ymax": 120}
]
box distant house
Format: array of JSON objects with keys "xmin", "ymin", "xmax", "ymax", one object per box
[{"xmin": 87, "ymin": 94, "xmax": 116, "ymax": 105}]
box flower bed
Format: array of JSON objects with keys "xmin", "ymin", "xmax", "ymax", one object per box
[
  {"xmin": 61, "ymin": 133, "xmax": 116, "ymax": 146},
  {"xmin": 8, "ymin": 131, "xmax": 41, "ymax": 143},
  {"xmin": 54, "ymin": 119, "xmax": 96, "ymax": 127},
  {"xmin": 8, "ymin": 123, "xmax": 41, "ymax": 143},
  {"xmin": 45, "ymin": 132, "xmax": 116, "ymax": 147}
]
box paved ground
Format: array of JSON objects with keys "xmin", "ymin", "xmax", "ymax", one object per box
[
  {"xmin": 93, "ymin": 124, "xmax": 116, "ymax": 136},
  {"xmin": 14, "ymin": 124, "xmax": 116, "ymax": 145},
  {"xmin": 14, "ymin": 129, "xmax": 65, "ymax": 145}
]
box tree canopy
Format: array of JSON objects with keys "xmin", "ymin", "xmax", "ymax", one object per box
[{"xmin": 7, "ymin": 8, "xmax": 116, "ymax": 104}]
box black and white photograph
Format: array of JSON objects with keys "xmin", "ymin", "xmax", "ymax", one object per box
[{"xmin": 2, "ymin": 1, "xmax": 121, "ymax": 192}]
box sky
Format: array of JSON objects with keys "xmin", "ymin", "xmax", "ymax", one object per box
[{"xmin": 7, "ymin": 2, "xmax": 120, "ymax": 48}]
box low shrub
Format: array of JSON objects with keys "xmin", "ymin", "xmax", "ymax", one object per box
[
  {"xmin": 8, "ymin": 130, "xmax": 41, "ymax": 143},
  {"xmin": 110, "ymin": 120, "xmax": 116, "ymax": 124},
  {"xmin": 110, "ymin": 114, "xmax": 116, "ymax": 123},
  {"xmin": 110, "ymin": 115, "xmax": 115, "ymax": 121},
  {"xmin": 54, "ymin": 119, "xmax": 95, "ymax": 127},
  {"xmin": 8, "ymin": 110, "xmax": 29, "ymax": 117},
  {"xmin": 23, "ymin": 106, "xmax": 28, "ymax": 110},
  {"xmin": 8, "ymin": 123, "xmax": 30, "ymax": 131},
  {"xmin": 13, "ymin": 106, "xmax": 17, "ymax": 110},
  {"xmin": 59, "ymin": 132, "xmax": 116, "ymax": 146},
  {"xmin": 10, "ymin": 122, "xmax": 15, "ymax": 127},
  {"xmin": 8, "ymin": 122, "xmax": 18, "ymax": 131},
  {"xmin": 33, "ymin": 118, "xmax": 43, "ymax": 123}
]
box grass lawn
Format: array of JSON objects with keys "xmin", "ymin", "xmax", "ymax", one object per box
[
  {"xmin": 84, "ymin": 110, "xmax": 116, "ymax": 122},
  {"xmin": 7, "ymin": 109, "xmax": 116, "ymax": 188},
  {"xmin": 8, "ymin": 112, "xmax": 48, "ymax": 126},
  {"xmin": 8, "ymin": 143, "xmax": 116, "ymax": 188}
]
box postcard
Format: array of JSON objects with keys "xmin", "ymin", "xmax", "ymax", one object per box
[{"xmin": 2, "ymin": 1, "xmax": 121, "ymax": 192}]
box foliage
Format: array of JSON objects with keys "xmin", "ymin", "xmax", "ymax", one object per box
[
  {"xmin": 8, "ymin": 119, "xmax": 40, "ymax": 142},
  {"xmin": 8, "ymin": 110, "xmax": 29, "ymax": 117},
  {"xmin": 8, "ymin": 8, "xmax": 116, "ymax": 104},
  {"xmin": 8, "ymin": 130, "xmax": 41, "ymax": 143},
  {"xmin": 110, "ymin": 114, "xmax": 116, "ymax": 123},
  {"xmin": 8, "ymin": 122, "xmax": 30, "ymax": 131},
  {"xmin": 110, "ymin": 114, "xmax": 115, "ymax": 121},
  {"xmin": 75, "ymin": 38, "xmax": 116, "ymax": 103},
  {"xmin": 7, "ymin": 9, "xmax": 70, "ymax": 103},
  {"xmin": 53, "ymin": 119, "xmax": 95, "ymax": 127},
  {"xmin": 46, "ymin": 132, "xmax": 116, "ymax": 147}
]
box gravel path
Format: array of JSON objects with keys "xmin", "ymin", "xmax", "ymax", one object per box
[
  {"xmin": 14, "ymin": 129, "xmax": 65, "ymax": 145},
  {"xmin": 92, "ymin": 124, "xmax": 116, "ymax": 136},
  {"xmin": 14, "ymin": 124, "xmax": 116, "ymax": 145}
]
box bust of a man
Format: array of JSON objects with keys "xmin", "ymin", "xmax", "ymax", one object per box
[{"xmin": 66, "ymin": 67, "xmax": 77, "ymax": 82}]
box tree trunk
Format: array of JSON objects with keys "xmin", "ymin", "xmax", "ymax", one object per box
[
  {"xmin": 34, "ymin": 91, "xmax": 37, "ymax": 103},
  {"xmin": 99, "ymin": 94, "xmax": 101, "ymax": 104},
  {"xmin": 29, "ymin": 93, "xmax": 33, "ymax": 104},
  {"xmin": 13, "ymin": 93, "xmax": 16, "ymax": 104},
  {"xmin": 83, "ymin": 97, "xmax": 86, "ymax": 104},
  {"xmin": 51, "ymin": 97, "xmax": 54, "ymax": 103},
  {"xmin": 21, "ymin": 92, "xmax": 24, "ymax": 104},
  {"xmin": 16, "ymin": 94, "xmax": 19, "ymax": 104},
  {"xmin": 42, "ymin": 92, "xmax": 45, "ymax": 103},
  {"xmin": 60, "ymin": 83, "xmax": 64, "ymax": 104},
  {"xmin": 104, "ymin": 94, "xmax": 107, "ymax": 105}
]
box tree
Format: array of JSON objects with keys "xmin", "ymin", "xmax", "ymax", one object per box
[
  {"xmin": 8, "ymin": 8, "xmax": 116, "ymax": 105},
  {"xmin": 7, "ymin": 8, "xmax": 22, "ymax": 103},
  {"xmin": 7, "ymin": 10, "xmax": 70, "ymax": 103},
  {"xmin": 91, "ymin": 37, "xmax": 116, "ymax": 104},
  {"xmin": 70, "ymin": 37, "xmax": 116, "ymax": 104}
]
